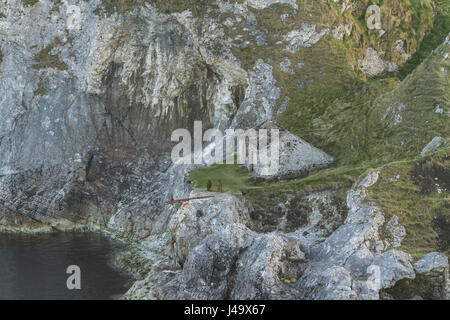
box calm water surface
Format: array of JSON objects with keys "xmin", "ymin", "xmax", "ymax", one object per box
[{"xmin": 0, "ymin": 232, "xmax": 134, "ymax": 300}]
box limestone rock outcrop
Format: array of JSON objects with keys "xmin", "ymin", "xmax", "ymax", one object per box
[{"xmin": 0, "ymin": 0, "xmax": 446, "ymax": 301}]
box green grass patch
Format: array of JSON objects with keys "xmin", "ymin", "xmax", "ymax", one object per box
[
  {"xmin": 396, "ymin": 0, "xmax": 450, "ymax": 79},
  {"xmin": 32, "ymin": 43, "xmax": 67, "ymax": 70},
  {"xmin": 188, "ymin": 163, "xmax": 257, "ymax": 194},
  {"xmin": 191, "ymin": 1, "xmax": 450, "ymax": 258},
  {"xmin": 242, "ymin": 164, "xmax": 365, "ymax": 207},
  {"xmin": 22, "ymin": 0, "xmax": 39, "ymax": 6},
  {"xmin": 189, "ymin": 160, "xmax": 365, "ymax": 207},
  {"xmin": 34, "ymin": 79, "xmax": 47, "ymax": 96},
  {"xmin": 367, "ymin": 149, "xmax": 450, "ymax": 259},
  {"xmin": 94, "ymin": 0, "xmax": 212, "ymax": 16}
]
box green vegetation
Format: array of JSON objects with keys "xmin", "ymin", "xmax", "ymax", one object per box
[
  {"xmin": 367, "ymin": 149, "xmax": 450, "ymax": 259},
  {"xmin": 51, "ymin": 1, "xmax": 62, "ymax": 14},
  {"xmin": 397, "ymin": 0, "xmax": 450, "ymax": 79},
  {"xmin": 5, "ymin": 0, "xmax": 447, "ymax": 259},
  {"xmin": 0, "ymin": 49, "xmax": 3, "ymax": 65},
  {"xmin": 32, "ymin": 42, "xmax": 68, "ymax": 70},
  {"xmin": 189, "ymin": 163, "xmax": 257, "ymax": 194},
  {"xmin": 189, "ymin": 159, "xmax": 364, "ymax": 208},
  {"xmin": 94, "ymin": 0, "xmax": 212, "ymax": 16},
  {"xmin": 34, "ymin": 79, "xmax": 47, "ymax": 96},
  {"xmin": 22, "ymin": 0, "xmax": 39, "ymax": 6},
  {"xmin": 188, "ymin": 0, "xmax": 449, "ymax": 258}
]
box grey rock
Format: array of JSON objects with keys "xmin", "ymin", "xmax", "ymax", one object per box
[
  {"xmin": 372, "ymin": 250, "xmax": 415, "ymax": 289},
  {"xmin": 359, "ymin": 48, "xmax": 399, "ymax": 77},
  {"xmin": 344, "ymin": 245, "xmax": 374, "ymax": 278},
  {"xmin": 248, "ymin": 122, "xmax": 334, "ymax": 181},
  {"xmin": 421, "ymin": 137, "xmax": 444, "ymax": 156},
  {"xmin": 245, "ymin": 0, "xmax": 298, "ymax": 10},
  {"xmin": 415, "ymin": 252, "xmax": 449, "ymax": 274},
  {"xmin": 180, "ymin": 224, "xmax": 257, "ymax": 299},
  {"xmin": 230, "ymin": 59, "xmax": 281, "ymax": 129},
  {"xmin": 0, "ymin": 0, "xmax": 445, "ymax": 302},
  {"xmin": 294, "ymin": 171, "xmax": 418, "ymax": 300},
  {"xmin": 381, "ymin": 103, "xmax": 407, "ymax": 126},
  {"xmin": 394, "ymin": 40, "xmax": 411, "ymax": 61},
  {"xmin": 383, "ymin": 215, "xmax": 406, "ymax": 248},
  {"xmin": 168, "ymin": 190, "xmax": 252, "ymax": 264},
  {"xmin": 413, "ymin": 252, "xmax": 449, "ymax": 300},
  {"xmin": 283, "ymin": 23, "xmax": 330, "ymax": 54},
  {"xmin": 298, "ymin": 266, "xmax": 357, "ymax": 300},
  {"xmin": 279, "ymin": 57, "xmax": 294, "ymax": 75},
  {"xmin": 332, "ymin": 23, "xmax": 353, "ymax": 40},
  {"xmin": 231, "ymin": 232, "xmax": 305, "ymax": 299}
]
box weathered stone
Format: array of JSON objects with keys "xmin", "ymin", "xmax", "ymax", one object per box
[
  {"xmin": 359, "ymin": 48, "xmax": 399, "ymax": 77},
  {"xmin": 0, "ymin": 0, "xmax": 445, "ymax": 302},
  {"xmin": 168, "ymin": 190, "xmax": 252, "ymax": 263},
  {"xmin": 248, "ymin": 122, "xmax": 334, "ymax": 181},
  {"xmin": 413, "ymin": 252, "xmax": 449, "ymax": 300},
  {"xmin": 372, "ymin": 250, "xmax": 415, "ymax": 289},
  {"xmin": 283, "ymin": 23, "xmax": 330, "ymax": 53},
  {"xmin": 421, "ymin": 137, "xmax": 445, "ymax": 156},
  {"xmin": 230, "ymin": 232, "xmax": 305, "ymax": 299},
  {"xmin": 180, "ymin": 224, "xmax": 256, "ymax": 299}
]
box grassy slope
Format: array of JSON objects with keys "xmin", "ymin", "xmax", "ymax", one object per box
[
  {"xmin": 188, "ymin": 1, "xmax": 449, "ymax": 258},
  {"xmin": 367, "ymin": 150, "xmax": 449, "ymax": 259},
  {"xmin": 90, "ymin": 0, "xmax": 449, "ymax": 258}
]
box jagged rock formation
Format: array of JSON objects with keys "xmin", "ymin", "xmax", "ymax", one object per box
[
  {"xmin": 246, "ymin": 122, "xmax": 334, "ymax": 181},
  {"xmin": 125, "ymin": 171, "xmax": 448, "ymax": 300},
  {"xmin": 0, "ymin": 0, "xmax": 448, "ymax": 300}
]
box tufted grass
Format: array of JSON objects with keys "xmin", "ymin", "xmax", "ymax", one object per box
[
  {"xmin": 396, "ymin": 0, "xmax": 450, "ymax": 79},
  {"xmin": 188, "ymin": 3, "xmax": 449, "ymax": 259},
  {"xmin": 34, "ymin": 79, "xmax": 47, "ymax": 96},
  {"xmin": 32, "ymin": 43, "xmax": 67, "ymax": 70},
  {"xmin": 366, "ymin": 149, "xmax": 450, "ymax": 259},
  {"xmin": 22, "ymin": 0, "xmax": 39, "ymax": 6},
  {"xmin": 189, "ymin": 162, "xmax": 257, "ymax": 194},
  {"xmin": 94, "ymin": 0, "xmax": 212, "ymax": 16}
]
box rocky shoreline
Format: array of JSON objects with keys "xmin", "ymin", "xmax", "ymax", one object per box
[{"xmin": 0, "ymin": 0, "xmax": 448, "ymax": 300}]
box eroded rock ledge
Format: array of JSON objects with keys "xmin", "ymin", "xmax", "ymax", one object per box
[
  {"xmin": 0, "ymin": 0, "xmax": 447, "ymax": 300},
  {"xmin": 124, "ymin": 172, "xmax": 448, "ymax": 300}
]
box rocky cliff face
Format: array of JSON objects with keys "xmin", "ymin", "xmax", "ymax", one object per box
[{"xmin": 0, "ymin": 0, "xmax": 448, "ymax": 299}]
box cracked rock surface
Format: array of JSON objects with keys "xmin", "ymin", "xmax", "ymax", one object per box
[{"xmin": 0, "ymin": 0, "xmax": 447, "ymax": 300}]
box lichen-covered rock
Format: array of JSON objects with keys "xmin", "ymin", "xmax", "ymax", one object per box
[
  {"xmin": 413, "ymin": 252, "xmax": 449, "ymax": 300},
  {"xmin": 294, "ymin": 171, "xmax": 418, "ymax": 300},
  {"xmin": 283, "ymin": 23, "xmax": 330, "ymax": 54},
  {"xmin": 248, "ymin": 123, "xmax": 334, "ymax": 181},
  {"xmin": 230, "ymin": 60, "xmax": 281, "ymax": 129},
  {"xmin": 230, "ymin": 232, "xmax": 305, "ymax": 299},
  {"xmin": 372, "ymin": 250, "xmax": 415, "ymax": 289},
  {"xmin": 0, "ymin": 0, "xmax": 445, "ymax": 301},
  {"xmin": 332, "ymin": 23, "xmax": 353, "ymax": 41},
  {"xmin": 421, "ymin": 137, "xmax": 445, "ymax": 156},
  {"xmin": 359, "ymin": 48, "xmax": 399, "ymax": 77},
  {"xmin": 382, "ymin": 215, "xmax": 406, "ymax": 248},
  {"xmin": 168, "ymin": 190, "xmax": 252, "ymax": 263},
  {"xmin": 298, "ymin": 266, "xmax": 357, "ymax": 300},
  {"xmin": 180, "ymin": 224, "xmax": 256, "ymax": 300}
]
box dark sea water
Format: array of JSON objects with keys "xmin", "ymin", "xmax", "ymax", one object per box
[{"xmin": 0, "ymin": 232, "xmax": 134, "ymax": 300}]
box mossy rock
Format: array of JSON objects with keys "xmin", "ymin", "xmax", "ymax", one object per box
[{"xmin": 32, "ymin": 43, "xmax": 68, "ymax": 71}]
